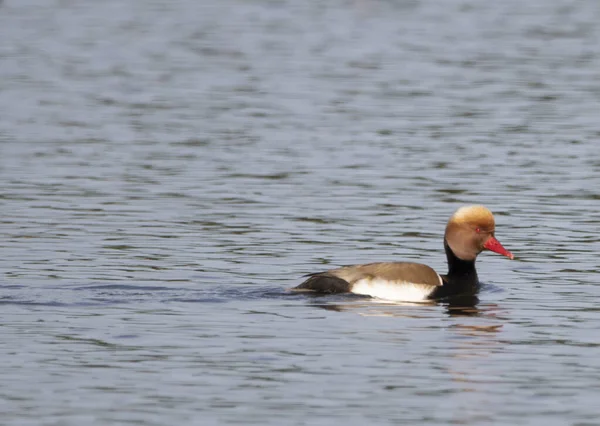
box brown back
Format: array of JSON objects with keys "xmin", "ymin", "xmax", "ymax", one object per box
[{"xmin": 329, "ymin": 262, "xmax": 442, "ymax": 287}]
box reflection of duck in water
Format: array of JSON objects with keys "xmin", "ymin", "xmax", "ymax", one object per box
[
  {"xmin": 294, "ymin": 206, "xmax": 513, "ymax": 302},
  {"xmin": 309, "ymin": 294, "xmax": 490, "ymax": 318}
]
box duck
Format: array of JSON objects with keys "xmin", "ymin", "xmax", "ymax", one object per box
[{"xmin": 293, "ymin": 205, "xmax": 513, "ymax": 302}]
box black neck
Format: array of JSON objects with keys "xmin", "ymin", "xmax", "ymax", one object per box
[{"xmin": 444, "ymin": 239, "xmax": 478, "ymax": 287}]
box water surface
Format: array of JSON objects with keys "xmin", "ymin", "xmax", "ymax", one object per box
[{"xmin": 2, "ymin": 0, "xmax": 600, "ymax": 424}]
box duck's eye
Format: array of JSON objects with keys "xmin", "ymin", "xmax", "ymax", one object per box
[{"xmin": 475, "ymin": 227, "xmax": 481, "ymax": 233}]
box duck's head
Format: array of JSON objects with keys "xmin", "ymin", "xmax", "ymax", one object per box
[{"xmin": 445, "ymin": 205, "xmax": 514, "ymax": 261}]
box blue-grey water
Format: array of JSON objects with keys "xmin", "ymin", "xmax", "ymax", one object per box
[{"xmin": 2, "ymin": 0, "xmax": 600, "ymax": 424}]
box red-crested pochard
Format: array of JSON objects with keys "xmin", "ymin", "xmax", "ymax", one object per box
[{"xmin": 294, "ymin": 205, "xmax": 513, "ymax": 302}]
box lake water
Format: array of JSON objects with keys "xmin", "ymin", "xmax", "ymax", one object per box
[{"xmin": 2, "ymin": 0, "xmax": 600, "ymax": 424}]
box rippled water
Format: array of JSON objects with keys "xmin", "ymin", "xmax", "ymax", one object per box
[{"xmin": 2, "ymin": 0, "xmax": 600, "ymax": 424}]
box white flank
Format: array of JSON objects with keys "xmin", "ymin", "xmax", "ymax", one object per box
[{"xmin": 351, "ymin": 279, "xmax": 435, "ymax": 302}]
